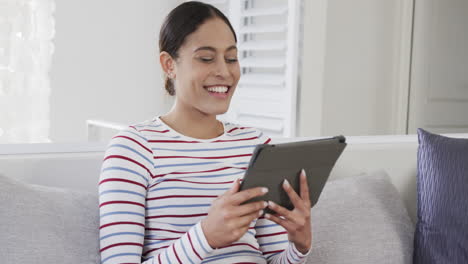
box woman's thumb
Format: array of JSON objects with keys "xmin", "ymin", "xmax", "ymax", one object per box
[{"xmin": 228, "ymin": 178, "xmax": 241, "ymax": 194}]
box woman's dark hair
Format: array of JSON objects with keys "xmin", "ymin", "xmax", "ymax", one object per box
[{"xmin": 159, "ymin": 1, "xmax": 237, "ymax": 96}]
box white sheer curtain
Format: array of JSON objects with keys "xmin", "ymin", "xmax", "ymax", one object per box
[{"xmin": 0, "ymin": 0, "xmax": 54, "ymax": 143}]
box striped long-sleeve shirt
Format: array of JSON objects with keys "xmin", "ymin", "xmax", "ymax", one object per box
[{"xmin": 99, "ymin": 116, "xmax": 310, "ymax": 264}]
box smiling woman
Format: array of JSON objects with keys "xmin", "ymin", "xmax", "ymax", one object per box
[
  {"xmin": 98, "ymin": 1, "xmax": 312, "ymax": 264},
  {"xmin": 158, "ymin": 6, "xmax": 240, "ymax": 131}
]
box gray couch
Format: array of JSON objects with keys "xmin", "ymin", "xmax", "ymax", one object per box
[{"xmin": 0, "ymin": 135, "xmax": 429, "ymax": 263}]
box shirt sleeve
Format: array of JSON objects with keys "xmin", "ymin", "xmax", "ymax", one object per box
[
  {"xmin": 257, "ymin": 128, "xmax": 272, "ymax": 145},
  {"xmin": 255, "ymin": 217, "xmax": 310, "ymax": 264},
  {"xmin": 99, "ymin": 127, "xmax": 215, "ymax": 264}
]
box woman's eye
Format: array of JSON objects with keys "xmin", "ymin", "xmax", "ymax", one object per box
[
  {"xmin": 226, "ymin": 58, "xmax": 238, "ymax": 63},
  {"xmin": 200, "ymin": 57, "xmax": 213, "ymax": 62}
]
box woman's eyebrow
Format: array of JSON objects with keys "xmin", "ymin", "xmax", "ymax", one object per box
[{"xmin": 194, "ymin": 45, "xmax": 237, "ymax": 52}]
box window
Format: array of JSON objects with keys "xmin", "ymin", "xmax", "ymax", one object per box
[
  {"xmin": 0, "ymin": 0, "xmax": 55, "ymax": 143},
  {"xmin": 197, "ymin": 0, "xmax": 303, "ymax": 138}
]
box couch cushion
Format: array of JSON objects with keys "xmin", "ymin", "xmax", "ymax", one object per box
[
  {"xmin": 0, "ymin": 174, "xmax": 100, "ymax": 264},
  {"xmin": 308, "ymin": 171, "xmax": 414, "ymax": 264},
  {"xmin": 413, "ymin": 129, "xmax": 468, "ymax": 263},
  {"xmin": 0, "ymin": 171, "xmax": 414, "ymax": 264}
]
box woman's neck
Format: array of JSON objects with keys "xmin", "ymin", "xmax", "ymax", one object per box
[{"xmin": 160, "ymin": 105, "xmax": 224, "ymax": 140}]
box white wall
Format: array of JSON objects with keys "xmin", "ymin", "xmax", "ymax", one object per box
[
  {"xmin": 50, "ymin": 0, "xmax": 406, "ymax": 142},
  {"xmin": 408, "ymin": 0, "xmax": 468, "ymax": 134},
  {"xmin": 50, "ymin": 1, "xmax": 177, "ymax": 142},
  {"xmin": 299, "ymin": 0, "xmax": 402, "ymax": 137}
]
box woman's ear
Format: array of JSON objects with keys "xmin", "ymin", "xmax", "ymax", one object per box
[{"xmin": 159, "ymin": 51, "xmax": 176, "ymax": 79}]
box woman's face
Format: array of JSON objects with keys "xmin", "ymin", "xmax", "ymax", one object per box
[{"xmin": 171, "ymin": 18, "xmax": 240, "ymax": 116}]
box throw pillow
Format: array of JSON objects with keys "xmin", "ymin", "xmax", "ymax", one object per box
[
  {"xmin": 0, "ymin": 174, "xmax": 100, "ymax": 263},
  {"xmin": 413, "ymin": 128, "xmax": 468, "ymax": 263},
  {"xmin": 307, "ymin": 171, "xmax": 414, "ymax": 264}
]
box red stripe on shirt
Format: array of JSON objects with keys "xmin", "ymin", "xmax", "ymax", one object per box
[
  {"xmin": 99, "ymin": 200, "xmax": 145, "ymax": 208},
  {"xmin": 154, "ymin": 153, "xmax": 252, "ymax": 159},
  {"xmin": 100, "ymin": 242, "xmax": 143, "ymax": 252},
  {"xmin": 172, "ymin": 244, "xmax": 182, "ymax": 264},
  {"xmin": 219, "ymin": 242, "xmax": 260, "ymax": 251},
  {"xmin": 154, "ymin": 166, "xmax": 235, "ymax": 178},
  {"xmin": 145, "ymin": 227, "xmax": 186, "ymax": 234},
  {"xmin": 139, "ymin": 129, "xmax": 170, "ymax": 133},
  {"xmin": 149, "ymin": 179, "xmax": 234, "ymax": 189},
  {"xmin": 99, "ymin": 178, "xmax": 147, "ymax": 189},
  {"xmin": 262, "ymin": 249, "xmax": 285, "ymax": 255},
  {"xmin": 113, "ymin": 135, "xmax": 152, "ymax": 154},
  {"xmin": 149, "ymin": 136, "xmax": 258, "ymax": 144},
  {"xmin": 103, "ymin": 155, "xmax": 153, "ymax": 177},
  {"xmin": 148, "ymin": 140, "xmax": 202, "ymax": 143},
  {"xmin": 99, "ymin": 221, "xmax": 145, "ymax": 229},
  {"xmin": 145, "ymin": 237, "xmax": 178, "ymax": 241},
  {"xmin": 212, "ymin": 136, "xmax": 259, "ymax": 143},
  {"xmin": 143, "ymin": 245, "xmax": 169, "ymax": 256},
  {"xmin": 255, "ymin": 231, "xmax": 288, "ymax": 238},
  {"xmin": 146, "ymin": 213, "xmax": 208, "ymax": 219},
  {"xmin": 228, "ymin": 127, "xmax": 251, "ymax": 133},
  {"xmin": 146, "ymin": 195, "xmax": 218, "ymax": 201},
  {"xmin": 188, "ymin": 232, "xmax": 203, "ymax": 260}
]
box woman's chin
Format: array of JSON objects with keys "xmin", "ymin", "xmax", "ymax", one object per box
[
  {"xmin": 204, "ymin": 105, "xmax": 230, "ymax": 116},
  {"xmin": 213, "ymin": 108, "xmax": 229, "ymax": 116}
]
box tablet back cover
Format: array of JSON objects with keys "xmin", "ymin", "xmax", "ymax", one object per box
[{"xmin": 241, "ymin": 137, "xmax": 346, "ymax": 210}]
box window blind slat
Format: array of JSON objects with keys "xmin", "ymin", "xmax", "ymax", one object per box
[
  {"xmin": 202, "ymin": 0, "xmax": 228, "ymax": 5},
  {"xmin": 239, "ymin": 40, "xmax": 286, "ymax": 51},
  {"xmin": 240, "ymin": 57, "xmax": 285, "ymax": 68},
  {"xmin": 238, "ymin": 24, "xmax": 287, "ymax": 33},
  {"xmin": 241, "ymin": 6, "xmax": 288, "ymax": 17},
  {"xmin": 236, "ymin": 88, "xmax": 283, "ymax": 102},
  {"xmin": 239, "ymin": 73, "xmax": 285, "ymax": 85}
]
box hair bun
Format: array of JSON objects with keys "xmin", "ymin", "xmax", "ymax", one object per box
[{"xmin": 165, "ymin": 76, "xmax": 175, "ymax": 96}]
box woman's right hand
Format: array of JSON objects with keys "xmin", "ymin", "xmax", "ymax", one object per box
[{"xmin": 201, "ymin": 179, "xmax": 269, "ymax": 249}]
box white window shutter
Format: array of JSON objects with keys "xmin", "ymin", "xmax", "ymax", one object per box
[{"xmin": 190, "ymin": 0, "xmax": 302, "ymax": 138}]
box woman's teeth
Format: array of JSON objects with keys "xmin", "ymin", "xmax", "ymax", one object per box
[{"xmin": 206, "ymin": 86, "xmax": 228, "ymax": 93}]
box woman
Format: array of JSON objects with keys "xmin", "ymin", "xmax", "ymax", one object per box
[{"xmin": 99, "ymin": 2, "xmax": 312, "ymax": 263}]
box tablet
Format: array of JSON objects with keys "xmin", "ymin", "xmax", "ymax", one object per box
[{"xmin": 239, "ymin": 136, "xmax": 347, "ymax": 212}]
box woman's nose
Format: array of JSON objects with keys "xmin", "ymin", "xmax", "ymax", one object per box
[{"xmin": 215, "ymin": 60, "xmax": 231, "ymax": 79}]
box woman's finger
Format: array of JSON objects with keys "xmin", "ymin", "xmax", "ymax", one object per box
[
  {"xmin": 283, "ymin": 179, "xmax": 306, "ymax": 211},
  {"xmin": 230, "ymin": 178, "xmax": 240, "ymax": 193},
  {"xmin": 236, "ymin": 209, "xmax": 264, "ymax": 227},
  {"xmin": 299, "ymin": 169, "xmax": 311, "ymax": 206},
  {"xmin": 235, "ymin": 200, "xmax": 268, "ymax": 217},
  {"xmin": 229, "ymin": 186, "xmax": 268, "ymax": 205},
  {"xmin": 219, "ymin": 178, "xmax": 240, "ymax": 198},
  {"xmin": 267, "ymin": 200, "xmax": 299, "ymax": 222},
  {"xmin": 264, "ymin": 212, "xmax": 295, "ymax": 231}
]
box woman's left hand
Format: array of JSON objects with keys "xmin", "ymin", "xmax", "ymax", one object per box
[{"xmin": 265, "ymin": 169, "xmax": 312, "ymax": 254}]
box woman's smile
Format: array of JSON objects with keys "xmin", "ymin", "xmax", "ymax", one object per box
[{"xmin": 204, "ymin": 84, "xmax": 231, "ymax": 99}]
